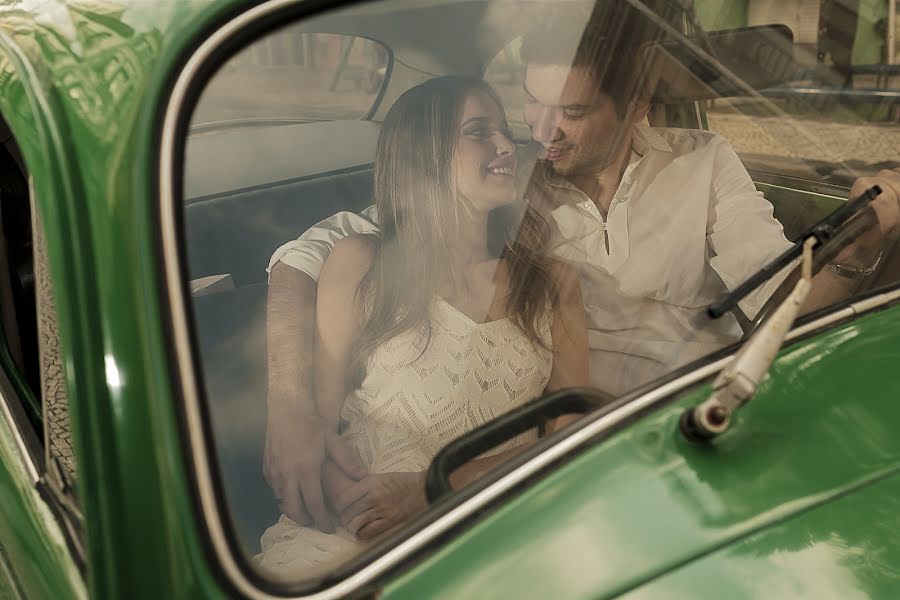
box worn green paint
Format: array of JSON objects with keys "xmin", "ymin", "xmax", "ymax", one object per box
[
  {"xmin": 383, "ymin": 303, "xmax": 900, "ymax": 599},
  {"xmin": 0, "ymin": 0, "xmax": 898, "ymax": 598}
]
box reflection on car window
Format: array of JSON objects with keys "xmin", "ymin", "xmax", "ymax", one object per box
[{"xmin": 177, "ymin": 0, "xmax": 900, "ymax": 590}]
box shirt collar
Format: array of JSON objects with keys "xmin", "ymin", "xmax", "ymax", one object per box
[{"xmin": 632, "ymin": 123, "xmax": 672, "ymax": 155}]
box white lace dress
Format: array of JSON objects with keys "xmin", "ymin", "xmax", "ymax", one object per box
[{"xmin": 256, "ymin": 298, "xmax": 552, "ymax": 576}]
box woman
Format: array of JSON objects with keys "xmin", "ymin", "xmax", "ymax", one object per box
[{"xmin": 258, "ymin": 76, "xmax": 587, "ymax": 575}]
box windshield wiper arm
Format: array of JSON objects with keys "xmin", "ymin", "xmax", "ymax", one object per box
[
  {"xmin": 682, "ymin": 184, "xmax": 884, "ymax": 442},
  {"xmin": 708, "ymin": 185, "xmax": 883, "ymax": 319},
  {"xmin": 682, "ymin": 238, "xmax": 818, "ymax": 441}
]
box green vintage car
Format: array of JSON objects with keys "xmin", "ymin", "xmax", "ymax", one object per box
[{"xmin": 1, "ymin": 0, "xmax": 899, "ymax": 597}]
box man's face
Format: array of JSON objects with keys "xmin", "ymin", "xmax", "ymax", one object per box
[{"xmin": 523, "ymin": 64, "xmax": 635, "ymax": 178}]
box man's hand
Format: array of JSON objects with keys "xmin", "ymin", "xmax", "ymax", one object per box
[
  {"xmin": 264, "ymin": 263, "xmax": 367, "ymax": 531},
  {"xmin": 322, "ymin": 456, "xmax": 362, "ymax": 513},
  {"xmin": 832, "ymin": 167, "xmax": 900, "ymax": 265},
  {"xmin": 860, "ymin": 167, "xmax": 900, "ymax": 238},
  {"xmin": 263, "ymin": 409, "xmax": 367, "ymax": 533},
  {"xmin": 332, "ymin": 471, "xmax": 427, "ymax": 541}
]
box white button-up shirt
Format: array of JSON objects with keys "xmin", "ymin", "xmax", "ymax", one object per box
[{"xmin": 269, "ymin": 125, "xmax": 793, "ymax": 395}]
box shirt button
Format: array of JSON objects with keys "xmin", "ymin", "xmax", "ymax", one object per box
[{"xmin": 581, "ymin": 201, "xmax": 592, "ymax": 209}]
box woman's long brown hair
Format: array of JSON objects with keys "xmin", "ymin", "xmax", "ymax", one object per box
[{"xmin": 348, "ymin": 76, "xmax": 557, "ymax": 389}]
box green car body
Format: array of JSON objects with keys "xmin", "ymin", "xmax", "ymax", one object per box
[{"xmin": 0, "ymin": 1, "xmax": 898, "ymax": 598}]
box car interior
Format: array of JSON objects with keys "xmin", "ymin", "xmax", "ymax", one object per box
[{"xmin": 179, "ymin": 0, "xmax": 900, "ymax": 555}]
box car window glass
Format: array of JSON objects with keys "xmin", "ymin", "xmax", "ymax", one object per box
[
  {"xmin": 692, "ymin": 0, "xmax": 900, "ymax": 327},
  {"xmin": 695, "ymin": 0, "xmax": 899, "ymax": 188},
  {"xmin": 176, "ymin": 0, "xmax": 899, "ymax": 591},
  {"xmin": 191, "ymin": 29, "xmax": 389, "ymax": 126}
]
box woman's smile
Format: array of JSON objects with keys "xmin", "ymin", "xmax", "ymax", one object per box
[
  {"xmin": 486, "ymin": 156, "xmax": 516, "ymax": 178},
  {"xmin": 455, "ymin": 91, "xmax": 519, "ymax": 209}
]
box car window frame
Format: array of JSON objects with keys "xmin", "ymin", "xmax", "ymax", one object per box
[{"xmin": 156, "ymin": 1, "xmax": 900, "ymax": 598}]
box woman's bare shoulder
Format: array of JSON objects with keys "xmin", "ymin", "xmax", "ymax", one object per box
[
  {"xmin": 331, "ymin": 234, "xmax": 378, "ymax": 262},
  {"xmin": 320, "ymin": 234, "xmax": 379, "ymax": 295}
]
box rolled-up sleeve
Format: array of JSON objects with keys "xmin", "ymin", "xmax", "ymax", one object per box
[
  {"xmin": 706, "ymin": 139, "xmax": 794, "ymax": 319},
  {"xmin": 267, "ymin": 205, "xmax": 380, "ymax": 281}
]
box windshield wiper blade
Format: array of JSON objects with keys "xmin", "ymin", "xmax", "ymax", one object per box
[{"xmin": 708, "ymin": 185, "xmax": 883, "ymax": 319}]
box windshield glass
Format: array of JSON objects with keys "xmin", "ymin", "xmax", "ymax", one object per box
[{"xmin": 177, "ymin": 0, "xmax": 900, "ymax": 588}]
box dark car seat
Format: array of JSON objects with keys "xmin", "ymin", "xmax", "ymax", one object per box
[{"xmin": 184, "ymin": 167, "xmax": 375, "ymax": 287}]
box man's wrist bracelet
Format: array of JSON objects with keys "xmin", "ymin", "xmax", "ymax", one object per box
[{"xmin": 826, "ymin": 250, "xmax": 883, "ymax": 279}]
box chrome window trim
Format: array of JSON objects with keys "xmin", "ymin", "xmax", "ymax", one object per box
[{"xmin": 158, "ymin": 1, "xmax": 900, "ymax": 597}]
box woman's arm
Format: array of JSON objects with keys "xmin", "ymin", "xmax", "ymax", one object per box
[
  {"xmin": 544, "ymin": 262, "xmax": 589, "ymax": 431},
  {"xmin": 545, "ymin": 262, "xmax": 589, "ymax": 390},
  {"xmin": 315, "ymin": 235, "xmax": 377, "ymax": 428}
]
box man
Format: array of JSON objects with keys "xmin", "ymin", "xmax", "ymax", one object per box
[{"xmin": 264, "ymin": 5, "xmax": 900, "ymax": 534}]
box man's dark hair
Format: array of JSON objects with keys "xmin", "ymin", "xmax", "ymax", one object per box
[{"xmin": 520, "ymin": 1, "xmax": 674, "ymax": 114}]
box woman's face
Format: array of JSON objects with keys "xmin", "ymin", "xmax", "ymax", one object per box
[{"xmin": 454, "ymin": 91, "xmax": 518, "ymax": 212}]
